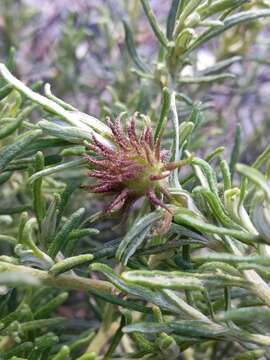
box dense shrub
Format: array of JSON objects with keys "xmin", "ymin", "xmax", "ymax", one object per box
[{"xmin": 0, "ymin": 1, "xmax": 270, "ymax": 359}]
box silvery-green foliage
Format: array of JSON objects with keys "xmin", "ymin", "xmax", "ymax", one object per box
[{"xmin": 0, "ymin": 1, "xmax": 270, "ymax": 359}]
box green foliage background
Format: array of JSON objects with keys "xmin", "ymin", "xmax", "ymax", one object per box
[{"xmin": 0, "ymin": 1, "xmax": 270, "ymax": 359}]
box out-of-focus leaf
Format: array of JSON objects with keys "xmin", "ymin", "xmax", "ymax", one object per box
[
  {"xmin": 178, "ymin": 73, "xmax": 236, "ymax": 84},
  {"xmin": 123, "ymin": 20, "xmax": 149, "ymax": 73},
  {"xmin": 188, "ymin": 9, "xmax": 270, "ymax": 54},
  {"xmin": 198, "ymin": 56, "xmax": 242, "ymax": 76},
  {"xmin": 0, "ymin": 130, "xmax": 42, "ymax": 171},
  {"xmin": 236, "ymin": 164, "xmax": 270, "ymax": 202},
  {"xmin": 166, "ymin": 0, "xmax": 181, "ymax": 39},
  {"xmin": 230, "ymin": 349, "xmax": 266, "ymax": 360},
  {"xmin": 252, "ymin": 199, "xmax": 270, "ymax": 241},
  {"xmin": 51, "ymin": 345, "xmax": 70, "ymax": 360},
  {"xmin": 140, "ymin": 0, "xmax": 169, "ymax": 47},
  {"xmin": 218, "ymin": 306, "xmax": 270, "ymax": 325}
]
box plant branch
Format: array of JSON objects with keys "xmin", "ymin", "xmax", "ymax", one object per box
[{"xmin": 0, "ymin": 261, "xmax": 114, "ymax": 294}]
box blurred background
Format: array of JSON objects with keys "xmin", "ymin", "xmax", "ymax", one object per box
[{"xmin": 0, "ymin": 0, "xmax": 270, "ymax": 162}]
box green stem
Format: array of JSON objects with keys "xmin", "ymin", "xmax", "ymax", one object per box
[{"xmin": 0, "ymin": 261, "xmax": 113, "ymax": 294}]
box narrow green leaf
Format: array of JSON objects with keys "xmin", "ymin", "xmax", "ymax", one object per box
[
  {"xmin": 0, "ymin": 204, "xmax": 31, "ymax": 215},
  {"xmin": 28, "ymin": 159, "xmax": 87, "ymax": 184},
  {"xmin": 103, "ymin": 316, "xmax": 126, "ymax": 360},
  {"xmin": 7, "ymin": 47, "xmax": 16, "ymax": 73},
  {"xmin": 123, "ymin": 320, "xmax": 223, "ymax": 338},
  {"xmin": 188, "ymin": 9, "xmax": 270, "ymax": 54},
  {"xmin": 166, "ymin": 0, "xmax": 181, "ymax": 40},
  {"xmin": 48, "ymin": 208, "xmax": 85, "ymax": 258},
  {"xmin": 230, "ymin": 124, "xmax": 241, "ymax": 179},
  {"xmin": 192, "ymin": 186, "xmax": 241, "ymax": 229},
  {"xmin": 51, "ymin": 346, "xmax": 70, "ymax": 360},
  {"xmin": 219, "ymin": 306, "xmax": 270, "ymax": 324},
  {"xmin": 34, "ymin": 292, "xmax": 68, "ymax": 319},
  {"xmin": 252, "ymin": 144, "xmax": 270, "ymax": 169},
  {"xmin": 192, "ymin": 157, "xmax": 219, "ymax": 197},
  {"xmin": 174, "ymin": 209, "xmax": 261, "ymax": 245},
  {"xmin": 154, "ymin": 87, "xmax": 170, "ymax": 141},
  {"xmin": 89, "ymin": 288, "xmax": 151, "ymax": 314},
  {"xmin": 68, "ymin": 228, "xmax": 99, "ymax": 240},
  {"xmin": 123, "ymin": 270, "xmax": 204, "ymax": 291},
  {"xmin": 1, "ymin": 342, "xmax": 33, "ymax": 359},
  {"xmin": 178, "ymin": 73, "xmax": 236, "ymax": 84},
  {"xmin": 68, "ymin": 331, "xmax": 95, "ymax": 354},
  {"xmin": 49, "ymin": 254, "xmax": 94, "ymax": 276},
  {"xmin": 0, "ymin": 84, "xmax": 13, "ymax": 100},
  {"xmin": 116, "ymin": 210, "xmax": 163, "ymax": 264},
  {"xmin": 33, "ymin": 151, "xmax": 45, "ymax": 229},
  {"xmin": 198, "ymin": 0, "xmax": 248, "ymax": 19},
  {"xmin": 0, "ymin": 171, "xmax": 12, "ymax": 185},
  {"xmin": 236, "ymin": 164, "xmax": 270, "ymax": 202},
  {"xmin": 31, "ymin": 332, "xmax": 59, "ymax": 356},
  {"xmin": 193, "ymin": 253, "xmax": 270, "ymax": 266},
  {"xmin": 198, "ymin": 261, "xmax": 240, "ymax": 277},
  {"xmin": 198, "ymin": 56, "xmax": 242, "ymax": 76},
  {"xmin": 120, "ymin": 226, "xmax": 151, "ymax": 266},
  {"xmin": 57, "ymin": 179, "xmax": 82, "ymax": 222},
  {"xmin": 176, "ymin": 92, "xmax": 193, "ymax": 105},
  {"xmin": 0, "ymin": 130, "xmax": 42, "ymax": 171},
  {"xmin": 220, "ymin": 160, "xmax": 232, "ymax": 190},
  {"xmin": 122, "ymin": 269, "xmax": 247, "ymax": 291},
  {"xmin": 253, "ymin": 199, "xmax": 270, "ymax": 240},
  {"xmin": 90, "ymin": 263, "xmax": 181, "ymax": 313},
  {"xmin": 1, "ymin": 304, "xmax": 32, "ymax": 327},
  {"xmin": 140, "ymin": 0, "xmax": 169, "ymax": 47},
  {"xmin": 22, "ymin": 138, "xmax": 70, "ymax": 156},
  {"xmin": 123, "ymin": 20, "xmax": 149, "ymax": 72},
  {"xmin": 0, "ymin": 117, "xmax": 22, "ymax": 139},
  {"xmin": 170, "ymin": 223, "xmax": 207, "ymax": 243},
  {"xmin": 65, "ymin": 230, "xmax": 98, "ymax": 257},
  {"xmin": 174, "ymin": 0, "xmax": 203, "ymax": 35},
  {"xmin": 44, "ymin": 83, "xmax": 77, "ymax": 111},
  {"xmin": 0, "ymin": 105, "xmax": 35, "ymax": 140},
  {"xmin": 17, "ymin": 317, "xmax": 65, "ymax": 333},
  {"xmin": 230, "ymin": 349, "xmax": 266, "ymax": 360},
  {"xmin": 40, "ymin": 194, "xmax": 60, "ymax": 246},
  {"xmin": 38, "ymin": 120, "xmax": 92, "ymax": 143},
  {"xmin": 61, "ymin": 145, "xmax": 86, "ymax": 156},
  {"xmin": 170, "ymin": 91, "xmax": 181, "ymax": 187},
  {"xmin": 0, "ymin": 235, "xmax": 17, "ymax": 245},
  {"xmin": 0, "ymin": 89, "xmax": 22, "ymax": 117},
  {"xmin": 123, "ymin": 320, "xmax": 270, "ymax": 345}
]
